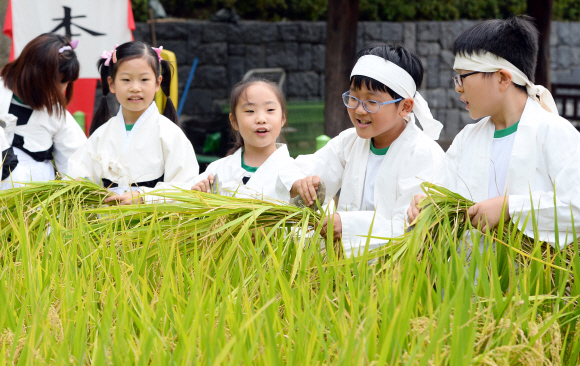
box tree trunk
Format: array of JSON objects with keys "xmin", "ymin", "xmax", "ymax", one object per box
[
  {"xmin": 527, "ymin": 0, "xmax": 553, "ymax": 89},
  {"xmin": 324, "ymin": 0, "xmax": 359, "ymax": 137}
]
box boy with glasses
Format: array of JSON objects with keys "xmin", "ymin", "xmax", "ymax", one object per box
[
  {"xmin": 408, "ymin": 16, "xmax": 580, "ymax": 248},
  {"xmin": 285, "ymin": 44, "xmax": 446, "ymax": 258}
]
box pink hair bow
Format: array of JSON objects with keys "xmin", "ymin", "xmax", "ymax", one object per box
[
  {"xmin": 152, "ymin": 46, "xmax": 163, "ymax": 62},
  {"xmin": 100, "ymin": 44, "xmax": 119, "ymax": 66},
  {"xmin": 59, "ymin": 39, "xmax": 79, "ymax": 53}
]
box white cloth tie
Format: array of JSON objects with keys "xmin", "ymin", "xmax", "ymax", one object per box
[
  {"xmin": 454, "ymin": 52, "xmax": 558, "ymax": 115},
  {"xmin": 350, "ymin": 55, "xmax": 443, "ymax": 140}
]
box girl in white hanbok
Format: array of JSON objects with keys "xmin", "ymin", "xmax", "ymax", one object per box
[
  {"xmin": 289, "ymin": 44, "xmax": 446, "ymax": 258},
  {"xmin": 0, "ymin": 33, "xmax": 86, "ymax": 189},
  {"xmin": 191, "ymin": 78, "xmax": 304, "ymax": 203},
  {"xmin": 67, "ymin": 41, "xmax": 198, "ymax": 204}
]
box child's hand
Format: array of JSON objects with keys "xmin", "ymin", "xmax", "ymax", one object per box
[
  {"xmin": 104, "ymin": 190, "xmax": 143, "ymax": 205},
  {"xmin": 468, "ymin": 196, "xmax": 510, "ymax": 232},
  {"xmin": 191, "ymin": 174, "xmax": 214, "ymax": 193},
  {"xmin": 291, "ymin": 175, "xmax": 321, "ymax": 206},
  {"xmin": 320, "ymin": 213, "xmax": 342, "ymax": 240},
  {"xmin": 407, "ymin": 194, "xmax": 426, "ymax": 223}
]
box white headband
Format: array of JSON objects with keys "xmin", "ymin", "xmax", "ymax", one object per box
[
  {"xmin": 350, "ymin": 55, "xmax": 443, "ymax": 140},
  {"xmin": 454, "ymin": 52, "xmax": 558, "ymax": 115}
]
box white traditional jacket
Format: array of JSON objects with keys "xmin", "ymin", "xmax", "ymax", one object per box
[
  {"xmin": 68, "ymin": 104, "xmax": 199, "ymax": 193},
  {"xmin": 444, "ymin": 97, "xmax": 580, "ymax": 248},
  {"xmin": 194, "ymin": 144, "xmax": 305, "ymax": 203},
  {"xmin": 0, "ymin": 81, "xmax": 86, "ymax": 186},
  {"xmin": 291, "ymin": 124, "xmax": 446, "ymax": 258}
]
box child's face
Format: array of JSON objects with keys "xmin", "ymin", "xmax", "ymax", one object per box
[
  {"xmin": 108, "ymin": 58, "xmax": 161, "ymax": 121},
  {"xmin": 347, "ymin": 84, "xmax": 408, "ymax": 141},
  {"xmin": 231, "ymin": 83, "xmax": 285, "ymax": 151},
  {"xmin": 454, "ymin": 69, "xmax": 501, "ymax": 120}
]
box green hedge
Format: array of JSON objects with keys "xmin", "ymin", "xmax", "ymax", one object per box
[{"xmin": 131, "ymin": 0, "xmax": 580, "ymax": 22}]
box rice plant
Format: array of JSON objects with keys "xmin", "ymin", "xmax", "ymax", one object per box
[{"xmin": 0, "ymin": 180, "xmax": 578, "ymax": 365}]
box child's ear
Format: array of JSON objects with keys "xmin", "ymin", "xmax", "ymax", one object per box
[
  {"xmin": 498, "ymin": 69, "xmax": 512, "ymax": 92},
  {"xmin": 281, "ymin": 113, "xmax": 287, "ymax": 127},
  {"xmin": 398, "ymin": 98, "xmax": 414, "ymax": 117},
  {"xmin": 156, "ymin": 75, "xmax": 162, "ymax": 92},
  {"xmin": 107, "ymin": 76, "xmax": 116, "ymax": 94},
  {"xmin": 229, "ymin": 113, "xmax": 239, "ymax": 131}
]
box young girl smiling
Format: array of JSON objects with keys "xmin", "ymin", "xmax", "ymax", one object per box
[
  {"xmin": 191, "ymin": 78, "xmax": 304, "ymax": 203},
  {"xmin": 68, "ymin": 41, "xmax": 198, "ymax": 204}
]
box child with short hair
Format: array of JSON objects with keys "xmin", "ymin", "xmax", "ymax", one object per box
[
  {"xmin": 191, "ymin": 77, "xmax": 304, "ymax": 202},
  {"xmin": 289, "ymin": 44, "xmax": 446, "ymax": 258},
  {"xmin": 68, "ymin": 41, "xmax": 198, "ymax": 204},
  {"xmin": 408, "ymin": 16, "xmax": 580, "ymax": 247},
  {"xmin": 0, "ymin": 33, "xmax": 86, "ymax": 188}
]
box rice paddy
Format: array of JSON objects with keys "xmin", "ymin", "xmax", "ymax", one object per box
[{"xmin": 0, "ymin": 180, "xmax": 578, "ymax": 365}]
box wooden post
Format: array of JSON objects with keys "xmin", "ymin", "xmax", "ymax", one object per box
[
  {"xmin": 324, "ymin": 0, "xmax": 359, "ymax": 137},
  {"xmin": 527, "ymin": 0, "xmax": 553, "ymax": 89}
]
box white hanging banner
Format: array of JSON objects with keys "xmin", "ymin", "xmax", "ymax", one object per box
[{"xmin": 11, "ymin": 1, "xmax": 133, "ymax": 79}]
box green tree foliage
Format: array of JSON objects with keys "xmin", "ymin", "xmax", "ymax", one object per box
[{"xmin": 130, "ymin": 0, "xmax": 579, "ymax": 22}]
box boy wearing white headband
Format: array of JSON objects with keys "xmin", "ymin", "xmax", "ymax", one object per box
[
  {"xmin": 287, "ymin": 44, "xmax": 446, "ymax": 258},
  {"xmin": 408, "ymin": 16, "xmax": 580, "ymax": 248}
]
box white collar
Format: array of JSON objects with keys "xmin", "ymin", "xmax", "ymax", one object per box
[{"xmin": 117, "ymin": 102, "xmax": 158, "ymax": 153}]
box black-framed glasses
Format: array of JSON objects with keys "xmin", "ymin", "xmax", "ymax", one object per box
[
  {"xmin": 452, "ymin": 71, "xmax": 481, "ymax": 87},
  {"xmin": 342, "ymin": 91, "xmax": 403, "ymax": 114}
]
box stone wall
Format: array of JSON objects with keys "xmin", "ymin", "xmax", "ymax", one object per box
[{"xmin": 133, "ymin": 19, "xmax": 580, "ymax": 142}]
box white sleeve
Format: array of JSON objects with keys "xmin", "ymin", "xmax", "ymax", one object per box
[
  {"xmin": 152, "ymin": 123, "xmax": 199, "ymax": 190},
  {"xmin": 66, "ymin": 138, "xmax": 96, "ymax": 182},
  {"xmin": 52, "ymin": 112, "xmax": 87, "ymax": 174},
  {"xmin": 508, "ymin": 124, "xmax": 580, "ymax": 248},
  {"xmin": 288, "ymin": 131, "xmax": 349, "ymax": 202}
]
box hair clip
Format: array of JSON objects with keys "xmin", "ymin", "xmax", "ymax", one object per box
[
  {"xmin": 100, "ymin": 44, "xmax": 118, "ymax": 66},
  {"xmin": 152, "ymin": 46, "xmax": 163, "ymax": 62},
  {"xmin": 59, "ymin": 40, "xmax": 79, "ymax": 54}
]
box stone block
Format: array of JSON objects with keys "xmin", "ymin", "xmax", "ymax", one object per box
[
  {"xmin": 403, "ymin": 22, "xmax": 416, "ymax": 53},
  {"xmin": 229, "ymin": 44, "xmax": 245, "ymax": 56},
  {"xmin": 356, "ymin": 25, "xmax": 364, "ymax": 52},
  {"xmin": 428, "ymin": 88, "xmax": 447, "ymax": 108},
  {"xmin": 298, "ymin": 22, "xmax": 325, "ymax": 43},
  {"xmin": 426, "ymin": 56, "xmax": 440, "ymax": 88},
  {"xmin": 443, "ymin": 108, "xmax": 460, "ymax": 138},
  {"xmin": 287, "ymin": 71, "xmax": 319, "ymax": 98},
  {"xmin": 187, "ymin": 22, "xmax": 203, "ymax": 48},
  {"xmin": 194, "ymin": 65, "xmax": 227, "ymax": 89},
  {"xmin": 439, "ymin": 50, "xmax": 455, "ymax": 69},
  {"xmin": 201, "ymin": 23, "xmax": 229, "ymax": 42},
  {"xmin": 266, "ymin": 43, "xmax": 299, "ymax": 71},
  {"xmin": 227, "ymin": 57, "xmax": 245, "ymax": 88},
  {"xmin": 312, "ymin": 44, "xmax": 326, "ymax": 72},
  {"xmin": 156, "ymin": 22, "xmax": 188, "ymax": 41},
  {"xmin": 198, "ymin": 43, "xmax": 227, "ymax": 65},
  {"xmin": 363, "ymin": 22, "xmax": 382, "ymax": 43},
  {"xmin": 439, "ymin": 21, "xmax": 461, "ymax": 50},
  {"xmin": 552, "ymin": 69, "xmax": 573, "ymax": 84},
  {"xmin": 133, "ymin": 23, "xmax": 151, "ymax": 43},
  {"xmin": 245, "ymin": 45, "xmax": 265, "ymax": 68},
  {"xmin": 557, "ymin": 46, "xmax": 572, "ymax": 68},
  {"xmin": 298, "ymin": 43, "xmax": 313, "ymax": 71},
  {"xmin": 447, "ymin": 88, "xmax": 463, "ymax": 109},
  {"xmin": 417, "ymin": 22, "xmax": 440, "ymax": 42},
  {"xmin": 182, "ymin": 89, "xmax": 217, "ymax": 115},
  {"xmin": 572, "ymin": 66, "xmax": 580, "ymax": 83},
  {"xmin": 241, "ymin": 22, "xmax": 279, "ymax": 43},
  {"xmin": 559, "ymin": 22, "xmax": 572, "ymax": 46},
  {"xmin": 279, "ymin": 23, "xmax": 300, "ymax": 41},
  {"xmin": 319, "ymin": 74, "xmax": 325, "ymax": 99},
  {"xmin": 439, "ymin": 70, "xmax": 453, "ymax": 89},
  {"xmin": 417, "ymin": 42, "xmax": 441, "ymax": 56},
  {"xmin": 572, "ymin": 47, "xmax": 580, "ymax": 67},
  {"xmin": 159, "ymin": 40, "xmax": 188, "ymax": 65},
  {"xmin": 177, "ymin": 66, "xmax": 191, "ymax": 90},
  {"xmin": 382, "ymin": 22, "xmax": 403, "ymax": 42}
]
